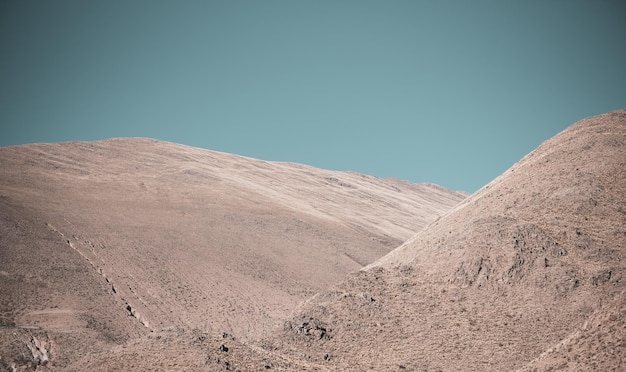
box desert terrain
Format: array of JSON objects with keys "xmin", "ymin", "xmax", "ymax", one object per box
[
  {"xmin": 265, "ymin": 111, "xmax": 626, "ymax": 371},
  {"xmin": 0, "ymin": 137, "xmax": 464, "ymax": 370},
  {"xmin": 1, "ymin": 110, "xmax": 624, "ymax": 371}
]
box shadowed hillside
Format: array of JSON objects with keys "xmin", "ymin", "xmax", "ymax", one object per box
[{"xmin": 0, "ymin": 138, "xmax": 464, "ymax": 370}]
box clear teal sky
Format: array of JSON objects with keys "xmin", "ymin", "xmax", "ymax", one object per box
[{"xmin": 1, "ymin": 1, "xmax": 625, "ymax": 192}]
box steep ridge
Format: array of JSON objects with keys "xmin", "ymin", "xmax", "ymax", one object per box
[
  {"xmin": 267, "ymin": 111, "xmax": 626, "ymax": 370},
  {"xmin": 0, "ymin": 138, "xmax": 464, "ymax": 370}
]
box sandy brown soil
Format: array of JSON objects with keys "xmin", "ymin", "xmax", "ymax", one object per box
[
  {"xmin": 1, "ymin": 110, "xmax": 623, "ymax": 371},
  {"xmin": 0, "ymin": 138, "xmax": 464, "ymax": 370},
  {"xmin": 266, "ymin": 110, "xmax": 625, "ymax": 371}
]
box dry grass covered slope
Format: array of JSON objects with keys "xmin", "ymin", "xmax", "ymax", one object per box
[
  {"xmin": 269, "ymin": 111, "xmax": 626, "ymax": 371},
  {"xmin": 0, "ymin": 138, "xmax": 464, "ymax": 370}
]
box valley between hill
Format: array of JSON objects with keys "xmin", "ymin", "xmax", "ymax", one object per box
[
  {"xmin": 0, "ymin": 137, "xmax": 463, "ymax": 370},
  {"xmin": 1, "ymin": 111, "xmax": 624, "ymax": 371}
]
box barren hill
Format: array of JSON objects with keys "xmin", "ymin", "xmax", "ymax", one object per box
[
  {"xmin": 0, "ymin": 138, "xmax": 464, "ymax": 370},
  {"xmin": 265, "ymin": 110, "xmax": 625, "ymax": 371},
  {"xmin": 2, "ymin": 110, "xmax": 624, "ymax": 371}
]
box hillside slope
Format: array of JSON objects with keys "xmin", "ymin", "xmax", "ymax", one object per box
[
  {"xmin": 268, "ymin": 110, "xmax": 626, "ymax": 371},
  {"xmin": 0, "ymin": 138, "xmax": 464, "ymax": 370}
]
